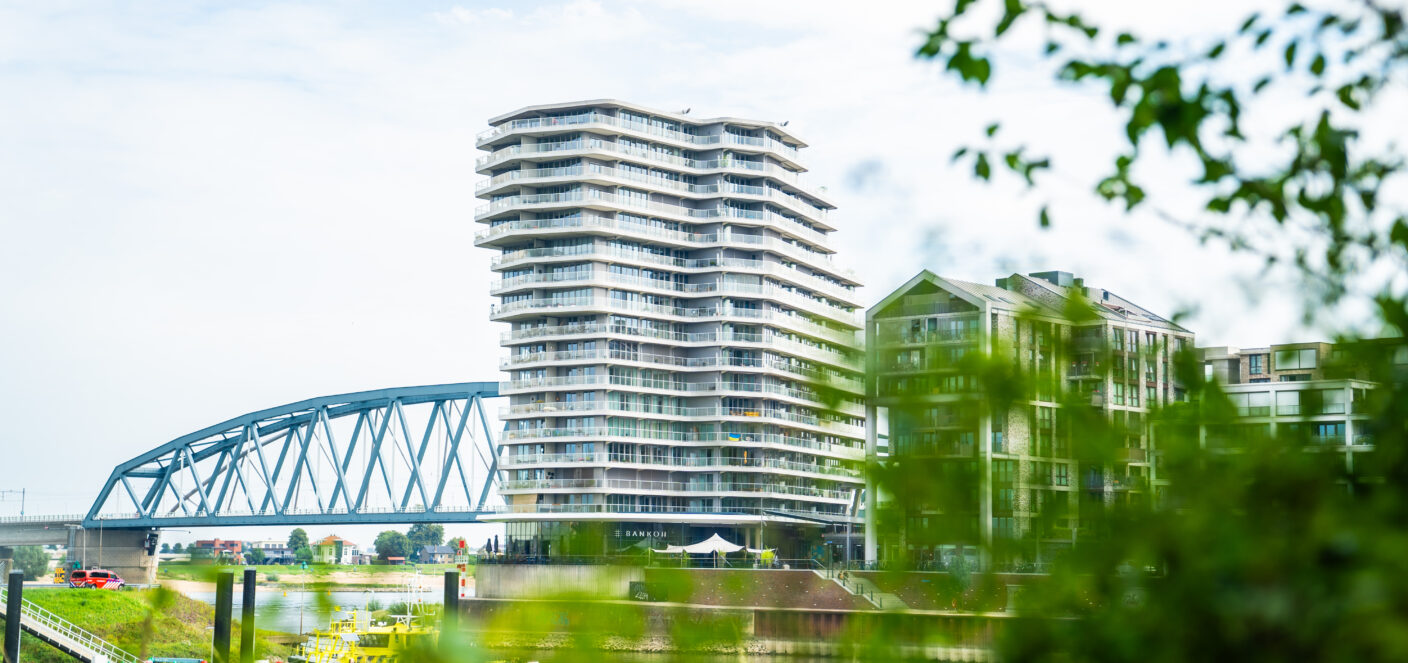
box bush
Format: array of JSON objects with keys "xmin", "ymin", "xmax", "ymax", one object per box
[
  {"xmin": 265, "ymin": 573, "xmax": 280, "ymax": 582},
  {"xmin": 365, "ymin": 597, "xmax": 383, "ymax": 612}
]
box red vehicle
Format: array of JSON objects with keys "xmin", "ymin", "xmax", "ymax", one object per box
[{"xmin": 68, "ymin": 569, "xmax": 124, "ymax": 589}]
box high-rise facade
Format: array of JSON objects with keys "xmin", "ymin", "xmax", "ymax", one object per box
[
  {"xmin": 474, "ymin": 100, "xmax": 866, "ymax": 557},
  {"xmin": 865, "ymin": 270, "xmax": 1194, "ymax": 567}
]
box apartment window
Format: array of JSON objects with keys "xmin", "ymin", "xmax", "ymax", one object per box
[
  {"xmin": 1248, "ymin": 354, "xmax": 1266, "ymax": 375},
  {"xmin": 1053, "ymin": 463, "xmax": 1070, "ymax": 486},
  {"xmin": 991, "ymin": 411, "xmax": 1006, "ymax": 454},
  {"xmin": 992, "ymin": 517, "xmax": 1016, "ymax": 540},
  {"xmin": 1231, "ymin": 392, "xmax": 1271, "ymax": 416},
  {"xmin": 996, "ymin": 488, "xmax": 1015, "ymax": 512},
  {"xmin": 1128, "ymin": 383, "xmax": 1140, "ymax": 406},
  {"xmin": 1274, "ymin": 348, "xmax": 1318, "ymax": 370},
  {"xmin": 1312, "ymin": 422, "xmax": 1345, "ymax": 444},
  {"xmin": 1276, "ymin": 391, "xmax": 1301, "ymax": 415},
  {"xmin": 993, "ymin": 459, "xmax": 1016, "ymax": 484},
  {"xmin": 1112, "ymin": 383, "xmax": 1126, "ymax": 406},
  {"xmin": 1279, "ymin": 374, "xmax": 1310, "ymax": 382},
  {"xmin": 1146, "ymin": 386, "xmax": 1158, "ymax": 405},
  {"xmin": 1317, "ymin": 389, "xmax": 1346, "ymax": 415}
]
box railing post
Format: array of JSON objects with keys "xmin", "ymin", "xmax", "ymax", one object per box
[
  {"xmin": 441, "ymin": 571, "xmax": 459, "ymax": 658},
  {"xmin": 240, "ymin": 568, "xmax": 256, "ymax": 663},
  {"xmin": 213, "ymin": 572, "xmax": 233, "ymax": 663},
  {"xmin": 5, "ymin": 570, "xmax": 22, "ymax": 663}
]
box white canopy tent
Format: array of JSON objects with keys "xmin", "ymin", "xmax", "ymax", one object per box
[{"xmin": 657, "ymin": 533, "xmax": 773, "ymax": 555}]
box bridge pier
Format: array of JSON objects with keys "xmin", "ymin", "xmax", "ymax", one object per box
[
  {"xmin": 0, "ymin": 522, "xmax": 159, "ymax": 585},
  {"xmin": 66, "ymin": 528, "xmax": 160, "ymax": 586}
]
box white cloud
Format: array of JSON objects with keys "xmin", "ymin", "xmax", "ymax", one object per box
[{"xmin": 0, "ymin": 0, "xmax": 1397, "ymax": 517}]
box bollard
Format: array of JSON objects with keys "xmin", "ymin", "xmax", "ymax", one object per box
[
  {"xmin": 441, "ymin": 571, "xmax": 459, "ymax": 657},
  {"xmin": 4, "ymin": 571, "xmax": 22, "ymax": 663},
  {"xmin": 241, "ymin": 569, "xmax": 256, "ymax": 663},
  {"xmin": 214, "ymin": 572, "xmax": 233, "ymax": 663}
]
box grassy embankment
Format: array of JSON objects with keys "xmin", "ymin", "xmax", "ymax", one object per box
[{"xmin": 0, "ymin": 587, "xmax": 293, "ymax": 663}]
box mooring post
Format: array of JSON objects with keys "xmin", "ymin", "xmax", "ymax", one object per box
[
  {"xmin": 4, "ymin": 570, "xmax": 22, "ymax": 663},
  {"xmin": 441, "ymin": 571, "xmax": 459, "ymax": 656},
  {"xmin": 240, "ymin": 568, "xmax": 256, "ymax": 663},
  {"xmin": 214, "ymin": 571, "xmax": 233, "ymax": 663}
]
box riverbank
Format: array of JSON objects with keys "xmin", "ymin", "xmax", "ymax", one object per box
[
  {"xmin": 0, "ymin": 587, "xmax": 294, "ymax": 663},
  {"xmin": 160, "ymin": 573, "xmax": 470, "ymax": 595},
  {"xmin": 158, "ymin": 563, "xmax": 471, "ymax": 593}
]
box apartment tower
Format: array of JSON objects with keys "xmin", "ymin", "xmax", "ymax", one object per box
[{"xmin": 474, "ymin": 101, "xmax": 866, "ymax": 557}]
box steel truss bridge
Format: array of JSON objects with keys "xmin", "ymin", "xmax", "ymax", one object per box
[{"xmin": 83, "ymin": 382, "xmax": 505, "ymax": 529}]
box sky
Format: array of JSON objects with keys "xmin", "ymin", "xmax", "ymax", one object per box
[{"xmin": 1, "ymin": 0, "xmax": 1400, "ymax": 547}]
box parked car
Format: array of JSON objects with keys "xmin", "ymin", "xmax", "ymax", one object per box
[{"xmin": 68, "ymin": 569, "xmax": 124, "ymax": 589}]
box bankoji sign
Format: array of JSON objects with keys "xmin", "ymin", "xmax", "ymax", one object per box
[{"xmin": 615, "ymin": 528, "xmax": 666, "ymax": 538}]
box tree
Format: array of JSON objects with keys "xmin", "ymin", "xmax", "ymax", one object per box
[
  {"xmin": 245, "ymin": 548, "xmax": 266, "ymax": 565},
  {"xmin": 902, "ymin": 3, "xmax": 1408, "ymax": 662},
  {"xmin": 374, "ymin": 530, "xmax": 411, "ymax": 561},
  {"xmin": 11, "ymin": 546, "xmax": 50, "ymax": 580},
  {"xmin": 287, "ymin": 528, "xmax": 309, "ymax": 553},
  {"xmin": 447, "ymin": 536, "xmax": 467, "ymax": 551},
  {"xmin": 915, "ymin": 1, "xmax": 1407, "ymax": 314},
  {"xmin": 406, "ymin": 523, "xmax": 444, "ymax": 553},
  {"xmin": 172, "ymin": 542, "xmax": 184, "ymax": 553},
  {"xmin": 160, "ymin": 543, "xmax": 171, "ymax": 554},
  {"xmin": 294, "ymin": 546, "xmax": 313, "ymax": 564}
]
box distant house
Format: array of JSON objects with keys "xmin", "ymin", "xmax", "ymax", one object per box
[
  {"xmin": 416, "ymin": 545, "xmax": 455, "ymax": 564},
  {"xmin": 386, "ymin": 556, "xmax": 407, "ymax": 566},
  {"xmin": 313, "ymin": 535, "xmax": 359, "ymax": 565},
  {"xmin": 194, "ymin": 539, "xmax": 244, "ymax": 562},
  {"xmin": 247, "ymin": 540, "xmax": 293, "ymax": 564}
]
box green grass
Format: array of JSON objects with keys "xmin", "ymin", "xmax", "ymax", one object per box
[{"xmin": 0, "ymin": 588, "xmax": 292, "ymax": 663}]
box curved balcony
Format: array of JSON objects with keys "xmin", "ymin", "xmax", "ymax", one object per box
[
  {"xmin": 498, "ymin": 477, "xmax": 852, "ymax": 503},
  {"xmin": 491, "ymin": 246, "xmax": 860, "ymax": 300},
  {"xmin": 490, "ymin": 271, "xmax": 859, "ymax": 326},
  {"xmin": 476, "ymin": 164, "xmax": 832, "ymax": 223},
  {"xmin": 500, "ymin": 349, "xmax": 863, "ymax": 393},
  {"xmin": 475, "ymin": 214, "xmax": 856, "ymax": 281},
  {"xmin": 475, "ymin": 189, "xmax": 832, "ymax": 247},
  {"xmin": 499, "ymin": 324, "xmax": 861, "ymax": 371},
  {"xmin": 500, "ymin": 427, "xmax": 863, "ymax": 459},
  {"xmin": 475, "ymin": 503, "xmax": 857, "ymax": 523},
  {"xmin": 499, "ymin": 451, "xmax": 863, "ymax": 481},
  {"xmin": 475, "ymin": 138, "xmax": 808, "ymax": 189},
  {"xmin": 500, "ymin": 398, "xmax": 864, "ymax": 422},
  {"xmin": 475, "ymin": 112, "xmax": 804, "ymax": 166},
  {"xmin": 490, "ymin": 295, "xmax": 856, "ymax": 346}
]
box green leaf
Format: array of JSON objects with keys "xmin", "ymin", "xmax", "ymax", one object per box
[
  {"xmin": 1284, "ymin": 41, "xmax": 1298, "ymax": 69},
  {"xmin": 1038, "ymin": 206, "xmax": 1051, "ymax": 228},
  {"xmin": 1335, "ymin": 85, "xmax": 1361, "ymax": 110},
  {"xmin": 1310, "ymin": 53, "xmax": 1326, "ymax": 76},
  {"xmin": 975, "ymin": 153, "xmax": 991, "ymax": 180},
  {"xmin": 985, "ymin": 123, "xmax": 1000, "ymax": 137},
  {"xmin": 995, "ymin": 0, "xmax": 1024, "ymax": 36},
  {"xmin": 1117, "ymin": 32, "xmax": 1135, "ymax": 45},
  {"xmin": 1286, "ymin": 3, "xmax": 1306, "ymax": 15},
  {"xmin": 1253, "ymin": 77, "xmax": 1272, "ymax": 93},
  {"xmin": 1255, "ymin": 28, "xmax": 1273, "ymax": 47},
  {"xmin": 951, "ymin": 147, "xmax": 969, "ymax": 162},
  {"xmin": 1044, "ymin": 41, "xmax": 1060, "ymax": 54},
  {"xmin": 1238, "ymin": 14, "xmax": 1258, "ymax": 34},
  {"xmin": 1207, "ymin": 41, "xmax": 1226, "ymax": 59}
]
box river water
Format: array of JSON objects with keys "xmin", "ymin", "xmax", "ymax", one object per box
[{"xmin": 186, "ymin": 586, "xmax": 460, "ymax": 635}]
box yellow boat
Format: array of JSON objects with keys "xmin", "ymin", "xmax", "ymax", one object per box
[{"xmin": 294, "ymin": 610, "xmax": 435, "ymax": 663}]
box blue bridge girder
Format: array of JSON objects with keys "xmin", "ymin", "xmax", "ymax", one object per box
[{"xmin": 84, "ymin": 382, "xmax": 505, "ymax": 529}]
